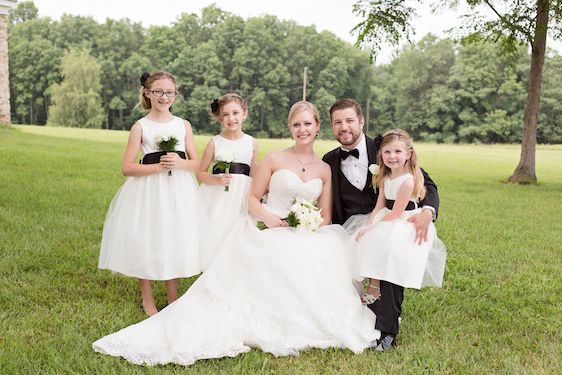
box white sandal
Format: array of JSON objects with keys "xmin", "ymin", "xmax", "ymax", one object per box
[{"xmin": 361, "ymin": 285, "xmax": 381, "ymax": 305}]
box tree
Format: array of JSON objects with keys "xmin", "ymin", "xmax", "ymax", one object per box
[
  {"xmin": 8, "ymin": 0, "xmax": 38, "ymax": 25},
  {"xmin": 47, "ymin": 48, "xmax": 105, "ymax": 128},
  {"xmin": 353, "ymin": 0, "xmax": 562, "ymax": 184},
  {"xmin": 8, "ymin": 17, "xmax": 61, "ymax": 124}
]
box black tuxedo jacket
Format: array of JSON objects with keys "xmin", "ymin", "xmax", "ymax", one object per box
[{"xmin": 322, "ymin": 135, "xmax": 439, "ymax": 225}]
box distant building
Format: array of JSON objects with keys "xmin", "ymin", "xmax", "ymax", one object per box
[{"xmin": 0, "ymin": 0, "xmax": 18, "ymax": 124}]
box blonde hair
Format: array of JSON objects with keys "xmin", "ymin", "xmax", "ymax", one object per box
[
  {"xmin": 375, "ymin": 129, "xmax": 426, "ymax": 200},
  {"xmin": 209, "ymin": 93, "xmax": 248, "ymax": 123},
  {"xmin": 287, "ymin": 101, "xmax": 320, "ymax": 127},
  {"xmin": 138, "ymin": 71, "xmax": 178, "ymax": 111}
]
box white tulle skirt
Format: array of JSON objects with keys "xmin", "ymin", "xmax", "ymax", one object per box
[
  {"xmin": 345, "ymin": 209, "xmax": 446, "ymax": 289},
  {"xmin": 98, "ymin": 170, "xmax": 202, "ymax": 280},
  {"xmin": 93, "ymin": 220, "xmax": 379, "ymax": 366},
  {"xmin": 198, "ymin": 174, "xmax": 252, "ymax": 270}
]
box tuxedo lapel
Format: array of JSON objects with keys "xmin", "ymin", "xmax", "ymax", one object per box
[
  {"xmin": 330, "ymin": 150, "xmax": 343, "ymax": 223},
  {"xmin": 362, "ymin": 136, "xmax": 375, "ymax": 191}
]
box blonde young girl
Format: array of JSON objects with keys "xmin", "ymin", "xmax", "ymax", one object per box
[
  {"xmin": 355, "ymin": 129, "xmax": 446, "ymax": 304},
  {"xmin": 98, "ymin": 71, "xmax": 202, "ymax": 316},
  {"xmin": 197, "ymin": 93, "xmax": 258, "ymax": 270}
]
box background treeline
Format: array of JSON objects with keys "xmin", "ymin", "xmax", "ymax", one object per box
[{"xmin": 8, "ymin": 1, "xmax": 562, "ymax": 143}]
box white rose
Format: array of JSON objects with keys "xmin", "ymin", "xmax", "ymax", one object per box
[
  {"xmin": 369, "ymin": 164, "xmax": 380, "ymax": 176},
  {"xmin": 216, "ymin": 149, "xmax": 236, "ymax": 163}
]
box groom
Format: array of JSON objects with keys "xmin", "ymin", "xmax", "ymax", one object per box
[{"xmin": 322, "ymin": 98, "xmax": 439, "ymax": 351}]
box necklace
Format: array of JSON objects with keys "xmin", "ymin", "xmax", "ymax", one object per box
[{"xmin": 293, "ymin": 146, "xmax": 313, "ymax": 172}]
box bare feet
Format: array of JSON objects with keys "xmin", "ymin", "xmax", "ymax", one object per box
[{"xmin": 142, "ymin": 301, "xmax": 158, "ymax": 316}]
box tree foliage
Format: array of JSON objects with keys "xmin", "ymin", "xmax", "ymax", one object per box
[
  {"xmin": 6, "ymin": 1, "xmax": 562, "ymax": 148},
  {"xmin": 353, "ymin": 0, "xmax": 562, "ymax": 183},
  {"xmin": 47, "ymin": 49, "xmax": 105, "ymax": 128}
]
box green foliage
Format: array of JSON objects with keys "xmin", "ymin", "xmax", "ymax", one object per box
[
  {"xmin": 8, "ymin": 0, "xmax": 38, "ymax": 24},
  {"xmin": 47, "ymin": 49, "xmax": 105, "ymax": 128},
  {"xmin": 365, "ymin": 36, "xmax": 546, "ymax": 144},
  {"xmin": 7, "ymin": 2, "xmax": 562, "ymax": 144},
  {"xmin": 352, "ymin": 0, "xmax": 417, "ymax": 61},
  {"xmin": 8, "ymin": 4, "xmax": 372, "ymax": 136},
  {"xmin": 2, "ymin": 125, "xmax": 561, "ymax": 373}
]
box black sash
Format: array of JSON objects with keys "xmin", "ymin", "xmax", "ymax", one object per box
[
  {"xmin": 386, "ymin": 199, "xmax": 417, "ymax": 211},
  {"xmin": 141, "ymin": 151, "xmax": 186, "ymax": 164},
  {"xmin": 212, "ymin": 162, "xmax": 251, "ymax": 176}
]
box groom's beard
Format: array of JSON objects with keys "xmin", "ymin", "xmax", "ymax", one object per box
[{"xmin": 337, "ymin": 133, "xmax": 361, "ymax": 148}]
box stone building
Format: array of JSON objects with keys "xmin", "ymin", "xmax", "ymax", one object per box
[{"xmin": 0, "ymin": 0, "xmax": 18, "ymax": 124}]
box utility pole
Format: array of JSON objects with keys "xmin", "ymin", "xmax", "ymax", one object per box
[{"xmin": 302, "ymin": 67, "xmax": 307, "ymax": 101}]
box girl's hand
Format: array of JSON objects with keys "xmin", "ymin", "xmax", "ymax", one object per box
[
  {"xmin": 262, "ymin": 213, "xmax": 288, "ymax": 229},
  {"xmin": 160, "ymin": 152, "xmax": 183, "ymax": 171},
  {"xmin": 355, "ymin": 224, "xmax": 372, "ymax": 241},
  {"xmin": 217, "ymin": 173, "xmax": 233, "ymax": 187}
]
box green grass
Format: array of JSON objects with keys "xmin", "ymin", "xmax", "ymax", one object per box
[{"xmin": 1, "ymin": 125, "xmax": 561, "ymax": 374}]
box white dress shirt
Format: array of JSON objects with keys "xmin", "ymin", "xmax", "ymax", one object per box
[{"xmin": 340, "ymin": 134, "xmax": 368, "ymax": 190}]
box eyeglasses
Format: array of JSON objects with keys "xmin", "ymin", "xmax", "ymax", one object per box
[{"xmin": 150, "ymin": 89, "xmax": 178, "ymax": 97}]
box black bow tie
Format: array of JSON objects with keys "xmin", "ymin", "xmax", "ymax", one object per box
[{"xmin": 340, "ymin": 148, "xmax": 359, "ymax": 160}]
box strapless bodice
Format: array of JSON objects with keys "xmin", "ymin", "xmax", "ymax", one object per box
[{"xmin": 263, "ymin": 169, "xmax": 322, "ymax": 218}]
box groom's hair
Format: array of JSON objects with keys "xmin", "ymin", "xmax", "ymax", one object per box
[{"xmin": 329, "ymin": 99, "xmax": 363, "ymax": 122}]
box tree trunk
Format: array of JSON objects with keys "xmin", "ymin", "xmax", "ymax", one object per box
[
  {"xmin": 29, "ymin": 95, "xmax": 34, "ymax": 124},
  {"xmin": 506, "ymin": 0, "xmax": 549, "ymax": 184}
]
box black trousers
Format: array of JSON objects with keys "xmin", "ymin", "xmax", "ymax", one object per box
[{"xmin": 367, "ymin": 280, "xmax": 404, "ymax": 336}]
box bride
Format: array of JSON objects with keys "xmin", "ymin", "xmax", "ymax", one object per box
[{"xmin": 93, "ymin": 101, "xmax": 379, "ymax": 366}]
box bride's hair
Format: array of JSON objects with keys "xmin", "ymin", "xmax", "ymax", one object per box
[
  {"xmin": 288, "ymin": 101, "xmax": 320, "ymax": 127},
  {"xmin": 375, "ymin": 129, "xmax": 426, "ymax": 200}
]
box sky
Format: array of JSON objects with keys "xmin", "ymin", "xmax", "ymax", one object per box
[{"xmin": 29, "ymin": 0, "xmax": 560, "ymax": 63}]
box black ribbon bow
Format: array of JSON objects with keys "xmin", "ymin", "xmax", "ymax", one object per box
[{"xmin": 340, "ymin": 148, "xmax": 359, "ymax": 160}]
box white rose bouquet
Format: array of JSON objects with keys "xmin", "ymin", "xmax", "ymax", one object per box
[
  {"xmin": 287, "ymin": 198, "xmax": 323, "ymax": 231},
  {"xmin": 257, "ymin": 198, "xmax": 322, "ymax": 231},
  {"xmin": 214, "ymin": 150, "xmax": 236, "ymax": 191},
  {"xmin": 155, "ymin": 132, "xmax": 179, "ymax": 176}
]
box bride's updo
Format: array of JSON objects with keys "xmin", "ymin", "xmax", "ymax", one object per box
[{"xmin": 287, "ymin": 101, "xmax": 320, "ymax": 127}]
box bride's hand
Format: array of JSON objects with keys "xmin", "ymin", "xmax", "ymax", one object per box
[{"xmin": 263, "ymin": 213, "xmax": 288, "ymax": 228}]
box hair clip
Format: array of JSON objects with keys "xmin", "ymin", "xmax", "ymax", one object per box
[
  {"xmin": 210, "ymin": 99, "xmax": 220, "ymax": 114},
  {"xmin": 140, "ymin": 72, "xmax": 150, "ymax": 87}
]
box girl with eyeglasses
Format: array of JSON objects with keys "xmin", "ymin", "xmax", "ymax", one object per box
[{"xmin": 97, "ymin": 71, "xmax": 202, "ymax": 316}]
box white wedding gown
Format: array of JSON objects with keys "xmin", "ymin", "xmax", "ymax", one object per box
[{"xmin": 93, "ymin": 169, "xmax": 379, "ymax": 366}]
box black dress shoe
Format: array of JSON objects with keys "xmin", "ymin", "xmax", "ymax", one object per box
[{"xmin": 374, "ymin": 334, "xmax": 396, "ymax": 352}]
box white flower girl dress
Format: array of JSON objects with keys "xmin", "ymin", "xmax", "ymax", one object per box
[{"xmin": 98, "ymin": 116, "xmax": 202, "ymax": 280}]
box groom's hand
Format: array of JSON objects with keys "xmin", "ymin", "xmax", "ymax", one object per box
[{"xmin": 408, "ymin": 209, "xmax": 432, "ymax": 245}]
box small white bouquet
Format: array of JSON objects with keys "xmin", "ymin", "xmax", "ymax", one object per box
[
  {"xmin": 257, "ymin": 198, "xmax": 322, "ymax": 231},
  {"xmin": 155, "ymin": 132, "xmax": 179, "ymax": 176},
  {"xmin": 214, "ymin": 149, "xmax": 236, "ymax": 191}
]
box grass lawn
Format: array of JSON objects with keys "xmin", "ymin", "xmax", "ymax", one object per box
[{"xmin": 1, "ymin": 125, "xmax": 561, "ymax": 374}]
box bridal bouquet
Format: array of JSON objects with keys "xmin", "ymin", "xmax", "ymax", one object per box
[
  {"xmin": 287, "ymin": 198, "xmax": 323, "ymax": 231},
  {"xmin": 214, "ymin": 150, "xmax": 236, "ymax": 191},
  {"xmin": 257, "ymin": 198, "xmax": 322, "ymax": 231},
  {"xmin": 155, "ymin": 132, "xmax": 179, "ymax": 176}
]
